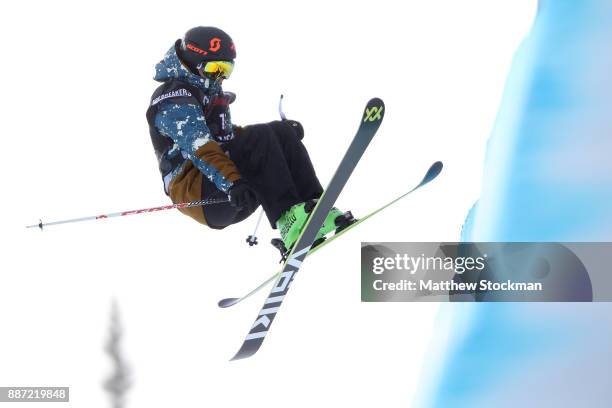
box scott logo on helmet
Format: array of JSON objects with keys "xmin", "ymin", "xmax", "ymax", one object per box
[
  {"xmin": 209, "ymin": 38, "xmax": 221, "ymax": 52},
  {"xmin": 186, "ymin": 43, "xmax": 208, "ymax": 56},
  {"xmin": 187, "ymin": 37, "xmax": 225, "ymax": 56}
]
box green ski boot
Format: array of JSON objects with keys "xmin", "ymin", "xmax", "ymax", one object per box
[
  {"xmin": 315, "ymin": 207, "xmax": 356, "ymax": 242},
  {"xmin": 272, "ymin": 201, "xmax": 356, "ymax": 260},
  {"xmin": 275, "ymin": 201, "xmax": 312, "ymax": 252}
]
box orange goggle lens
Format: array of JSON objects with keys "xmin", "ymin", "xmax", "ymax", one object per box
[{"xmin": 199, "ymin": 60, "xmax": 234, "ymax": 79}]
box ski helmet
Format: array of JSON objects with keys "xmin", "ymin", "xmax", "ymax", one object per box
[{"xmin": 177, "ymin": 26, "xmax": 236, "ymax": 75}]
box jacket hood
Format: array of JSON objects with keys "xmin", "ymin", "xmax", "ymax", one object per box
[{"xmin": 153, "ymin": 41, "xmax": 220, "ymax": 94}]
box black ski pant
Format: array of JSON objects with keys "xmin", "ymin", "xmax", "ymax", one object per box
[{"xmin": 202, "ymin": 120, "xmax": 324, "ymax": 229}]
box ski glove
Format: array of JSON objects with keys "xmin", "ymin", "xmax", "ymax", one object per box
[
  {"xmin": 284, "ymin": 119, "xmax": 304, "ymax": 140},
  {"xmin": 228, "ymin": 181, "xmax": 258, "ymax": 213},
  {"xmin": 223, "ymin": 91, "xmax": 237, "ymax": 104}
]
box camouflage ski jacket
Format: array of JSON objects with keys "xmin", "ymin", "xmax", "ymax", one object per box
[{"xmin": 146, "ymin": 42, "xmax": 240, "ymax": 194}]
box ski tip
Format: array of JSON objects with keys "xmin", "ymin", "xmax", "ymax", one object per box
[
  {"xmin": 218, "ymin": 297, "xmax": 239, "ymax": 308},
  {"xmin": 421, "ymin": 161, "xmax": 443, "ymax": 185},
  {"xmin": 230, "ymin": 338, "xmax": 263, "ymax": 361},
  {"xmin": 363, "ymin": 98, "xmax": 385, "ymax": 124},
  {"xmin": 230, "ymin": 352, "xmax": 246, "ymax": 362}
]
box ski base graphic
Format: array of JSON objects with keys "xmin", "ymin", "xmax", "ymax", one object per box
[{"xmin": 231, "ymin": 98, "xmax": 385, "ymax": 360}]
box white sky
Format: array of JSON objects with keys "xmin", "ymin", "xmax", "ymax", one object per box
[{"xmin": 0, "ymin": 1, "xmax": 535, "ymax": 407}]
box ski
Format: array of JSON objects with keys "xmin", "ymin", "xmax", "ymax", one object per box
[
  {"xmin": 218, "ymin": 160, "xmax": 443, "ymax": 309},
  {"xmin": 230, "ymin": 98, "xmax": 385, "ymax": 360}
]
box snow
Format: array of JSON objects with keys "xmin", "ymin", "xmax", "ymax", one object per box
[{"xmin": 2, "ymin": 1, "xmax": 536, "ymax": 407}]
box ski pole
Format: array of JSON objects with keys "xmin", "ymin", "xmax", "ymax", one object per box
[
  {"xmin": 243, "ymin": 93, "xmax": 286, "ymax": 246},
  {"xmin": 278, "ymin": 94, "xmax": 287, "ymax": 120},
  {"xmin": 245, "ymin": 209, "xmax": 264, "ymax": 246},
  {"xmin": 26, "ymin": 197, "xmax": 229, "ymax": 230}
]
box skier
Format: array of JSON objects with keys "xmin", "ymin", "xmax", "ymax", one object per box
[{"xmin": 146, "ymin": 26, "xmax": 353, "ymax": 251}]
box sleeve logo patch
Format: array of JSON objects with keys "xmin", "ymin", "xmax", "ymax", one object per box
[{"xmin": 152, "ymin": 89, "xmax": 193, "ymax": 106}]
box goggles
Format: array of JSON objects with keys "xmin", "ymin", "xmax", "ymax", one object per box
[{"xmin": 197, "ymin": 60, "xmax": 234, "ymax": 80}]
